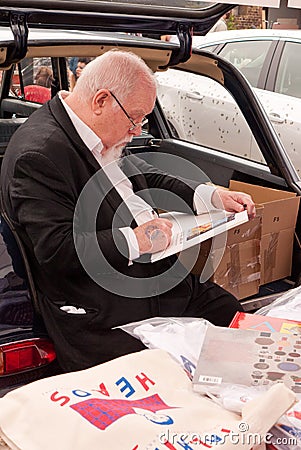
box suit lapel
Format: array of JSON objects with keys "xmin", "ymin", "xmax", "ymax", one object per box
[
  {"xmin": 48, "ymin": 95, "xmax": 100, "ymax": 173},
  {"xmin": 48, "ymin": 96, "xmax": 137, "ymax": 228},
  {"xmin": 96, "ymin": 167, "xmax": 136, "ymax": 229},
  {"xmin": 48, "ymin": 96, "xmax": 158, "ymax": 229},
  {"xmin": 121, "ymin": 155, "xmax": 156, "ymax": 209}
]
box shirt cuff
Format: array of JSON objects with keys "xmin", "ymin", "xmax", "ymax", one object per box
[
  {"xmin": 193, "ymin": 184, "xmax": 218, "ymax": 214},
  {"xmin": 119, "ymin": 227, "xmax": 140, "ymax": 266}
]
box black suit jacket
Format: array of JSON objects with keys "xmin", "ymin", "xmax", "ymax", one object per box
[{"xmin": 1, "ymin": 95, "xmax": 201, "ymax": 371}]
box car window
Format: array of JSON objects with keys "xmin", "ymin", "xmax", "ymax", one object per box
[
  {"xmin": 202, "ymin": 44, "xmax": 219, "ymax": 52},
  {"xmin": 5, "ymin": 55, "xmax": 151, "ymax": 136},
  {"xmin": 9, "ymin": 57, "xmax": 53, "ymax": 103},
  {"xmin": 193, "ymin": 42, "xmax": 219, "ymax": 53},
  {"xmin": 218, "ymin": 40, "xmax": 272, "ymax": 87},
  {"xmin": 9, "ymin": 56, "xmax": 90, "ymax": 103},
  {"xmin": 156, "ymin": 68, "xmax": 266, "ymax": 165},
  {"xmin": 274, "ymin": 41, "xmax": 301, "ymax": 99}
]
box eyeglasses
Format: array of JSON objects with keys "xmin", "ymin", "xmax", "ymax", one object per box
[{"xmin": 109, "ymin": 90, "xmax": 148, "ymax": 131}]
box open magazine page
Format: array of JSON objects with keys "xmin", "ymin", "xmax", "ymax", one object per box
[{"xmin": 150, "ymin": 209, "xmax": 248, "ymax": 262}]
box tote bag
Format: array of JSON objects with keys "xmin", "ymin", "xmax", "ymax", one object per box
[{"xmin": 0, "ymin": 349, "xmax": 296, "ymax": 450}]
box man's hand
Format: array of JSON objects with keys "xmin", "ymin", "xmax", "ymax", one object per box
[
  {"xmin": 133, "ymin": 218, "xmax": 173, "ymax": 254},
  {"xmin": 212, "ymin": 188, "xmax": 256, "ymax": 219}
]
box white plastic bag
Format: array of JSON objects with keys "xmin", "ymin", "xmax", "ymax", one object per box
[
  {"xmin": 255, "ymin": 285, "xmax": 301, "ymax": 320},
  {"xmin": 117, "ymin": 316, "xmax": 209, "ymax": 377}
]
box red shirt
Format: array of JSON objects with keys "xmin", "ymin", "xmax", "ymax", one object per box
[{"xmin": 24, "ymin": 85, "xmax": 51, "ymax": 104}]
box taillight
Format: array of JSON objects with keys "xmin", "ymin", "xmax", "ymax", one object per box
[{"xmin": 0, "ymin": 339, "xmax": 56, "ymax": 375}]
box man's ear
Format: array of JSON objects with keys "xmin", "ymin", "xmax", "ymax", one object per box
[{"xmin": 92, "ymin": 89, "xmax": 109, "ymax": 115}]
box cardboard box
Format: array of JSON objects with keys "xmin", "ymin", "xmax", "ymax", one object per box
[
  {"xmin": 229, "ymin": 180, "xmax": 300, "ymax": 285},
  {"xmin": 183, "ymin": 180, "xmax": 299, "ymax": 299},
  {"xmin": 187, "ymin": 209, "xmax": 262, "ymax": 299},
  {"xmin": 211, "ymin": 212, "xmax": 262, "ymax": 299},
  {"xmin": 212, "ymin": 239, "xmax": 261, "ymax": 300},
  {"xmin": 261, "ymin": 228, "xmax": 295, "ymax": 285}
]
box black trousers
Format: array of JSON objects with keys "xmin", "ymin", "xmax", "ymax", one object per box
[
  {"xmin": 114, "ymin": 277, "xmax": 244, "ymax": 360},
  {"xmin": 182, "ymin": 277, "xmax": 244, "ymax": 326}
]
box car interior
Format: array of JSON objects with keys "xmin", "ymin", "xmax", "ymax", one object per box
[
  {"xmin": 0, "ymin": 1, "xmax": 300, "ymax": 389},
  {"xmin": 0, "ymin": 40, "xmax": 300, "ymax": 304}
]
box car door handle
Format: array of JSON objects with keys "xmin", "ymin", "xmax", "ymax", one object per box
[
  {"xmin": 186, "ymin": 91, "xmax": 204, "ymax": 100},
  {"xmin": 268, "ymin": 112, "xmax": 285, "ymax": 124}
]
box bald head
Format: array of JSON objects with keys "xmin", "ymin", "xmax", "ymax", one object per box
[
  {"xmin": 64, "ymin": 50, "xmax": 157, "ymax": 152},
  {"xmin": 72, "ymin": 50, "xmax": 156, "ymax": 105}
]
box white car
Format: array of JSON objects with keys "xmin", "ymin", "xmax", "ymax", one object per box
[{"xmin": 156, "ymin": 29, "xmax": 301, "ymax": 174}]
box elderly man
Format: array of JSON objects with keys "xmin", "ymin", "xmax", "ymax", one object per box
[{"xmin": 1, "ymin": 50, "xmax": 255, "ymax": 372}]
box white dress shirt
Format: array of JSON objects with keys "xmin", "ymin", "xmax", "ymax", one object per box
[{"xmin": 59, "ymin": 92, "xmax": 217, "ymax": 262}]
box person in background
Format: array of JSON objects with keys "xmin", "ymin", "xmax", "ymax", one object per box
[
  {"xmin": 34, "ymin": 65, "xmax": 54, "ymax": 88},
  {"xmin": 24, "ymin": 65, "xmax": 53, "ymax": 103},
  {"xmin": 161, "ymin": 34, "xmax": 179, "ymax": 43},
  {"xmin": 1, "ymin": 50, "xmax": 255, "ymax": 373},
  {"xmin": 209, "ymin": 14, "xmax": 228, "ymax": 32},
  {"xmin": 69, "ymin": 57, "xmax": 91, "ymax": 91},
  {"xmin": 68, "ymin": 57, "xmax": 78, "ymax": 78}
]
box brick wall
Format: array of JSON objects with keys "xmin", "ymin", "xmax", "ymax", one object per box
[{"xmin": 226, "ymin": 6, "xmax": 263, "ymax": 30}]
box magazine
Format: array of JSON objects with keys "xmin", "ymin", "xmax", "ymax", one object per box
[
  {"xmin": 192, "ymin": 325, "xmax": 301, "ymax": 395},
  {"xmin": 230, "ymin": 311, "xmax": 301, "ymax": 334},
  {"xmin": 151, "ymin": 209, "xmax": 248, "ymax": 262}
]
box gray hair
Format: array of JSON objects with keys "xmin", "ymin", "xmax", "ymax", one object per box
[{"xmin": 73, "ymin": 50, "xmax": 156, "ymax": 103}]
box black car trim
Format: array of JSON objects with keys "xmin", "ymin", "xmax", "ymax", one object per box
[
  {"xmin": 0, "ymin": 98, "xmax": 41, "ymax": 118},
  {"xmin": 9, "ymin": 12, "xmax": 28, "ymax": 64},
  {"xmin": 265, "ymin": 38, "xmax": 285, "ymax": 93},
  {"xmin": 1, "ymin": 1, "xmax": 234, "ymax": 22},
  {"xmin": 0, "ymin": 5, "xmax": 235, "ymax": 32},
  {"xmin": 160, "ymin": 23, "xmax": 193, "ymax": 68},
  {"xmin": 159, "ymin": 138, "xmax": 290, "ymax": 189},
  {"xmin": 256, "ymin": 39, "xmax": 278, "ymax": 90},
  {"xmin": 0, "ymin": 2, "xmax": 235, "ymax": 68}
]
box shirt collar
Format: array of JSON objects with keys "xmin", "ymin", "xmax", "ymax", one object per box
[{"xmin": 58, "ymin": 91, "xmax": 103, "ymax": 155}]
